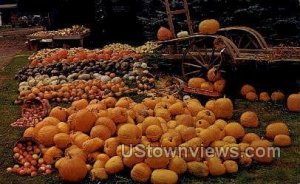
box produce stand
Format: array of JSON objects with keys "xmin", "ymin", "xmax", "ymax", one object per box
[{"xmin": 52, "ymin": 32, "xmax": 90, "ymax": 48}]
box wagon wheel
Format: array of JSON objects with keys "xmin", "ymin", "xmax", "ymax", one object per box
[{"xmin": 182, "ymin": 37, "xmax": 226, "ymax": 79}]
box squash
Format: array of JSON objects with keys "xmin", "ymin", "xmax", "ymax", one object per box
[
  {"xmin": 54, "ymin": 133, "xmax": 71, "ymax": 149},
  {"xmin": 259, "ymin": 92, "xmax": 271, "ymax": 102},
  {"xmin": 187, "ymin": 161, "xmax": 209, "ymax": 177},
  {"xmin": 287, "ymin": 93, "xmax": 300, "ymax": 112},
  {"xmin": 198, "ymin": 19, "xmax": 220, "ymax": 34},
  {"xmin": 213, "ymin": 98, "xmax": 233, "ymax": 119},
  {"xmin": 195, "ymin": 119, "xmax": 210, "ymax": 129},
  {"xmin": 222, "ymin": 136, "xmax": 236, "ymax": 144},
  {"xmin": 200, "ymin": 82, "xmax": 214, "ymax": 91},
  {"xmin": 90, "ymin": 125, "xmax": 112, "ymax": 140},
  {"xmin": 214, "ymin": 79, "xmax": 226, "ymax": 93},
  {"xmin": 214, "ymin": 119, "xmax": 227, "ymax": 129},
  {"xmin": 58, "ymin": 156, "xmax": 88, "ymax": 182},
  {"xmin": 250, "ymin": 140, "xmax": 273, "ymax": 164},
  {"xmin": 49, "ymin": 106, "xmax": 68, "ymax": 122},
  {"xmin": 104, "ymin": 156, "xmax": 124, "ymax": 174},
  {"xmin": 188, "ymin": 78, "xmax": 206, "ymax": 88},
  {"xmin": 123, "ymin": 147, "xmax": 145, "ymax": 168},
  {"xmin": 180, "ymin": 127, "xmax": 196, "ymax": 142},
  {"xmin": 223, "ymin": 160, "xmax": 238, "ymax": 173},
  {"xmin": 266, "ymin": 122, "xmax": 289, "ymax": 139},
  {"xmin": 157, "ymin": 27, "xmax": 173, "ymax": 41},
  {"xmin": 72, "ymin": 99, "xmax": 89, "ymax": 110},
  {"xmin": 242, "ymin": 133, "xmax": 260, "ymax": 144},
  {"xmin": 57, "ymin": 122, "xmax": 70, "ymax": 134},
  {"xmin": 240, "ymin": 111, "xmax": 259, "ymax": 128},
  {"xmin": 73, "ymin": 133, "xmax": 90, "ymax": 148},
  {"xmin": 146, "ymin": 125, "xmax": 163, "ymax": 142},
  {"xmin": 151, "ymin": 169, "xmax": 178, "ymax": 184},
  {"xmin": 196, "ymin": 110, "xmax": 216, "ymax": 124},
  {"xmin": 145, "ymin": 150, "xmax": 169, "ymax": 169},
  {"xmin": 71, "ymin": 109, "xmax": 97, "ymax": 133},
  {"xmin": 241, "ymin": 84, "xmax": 256, "ymax": 97},
  {"xmin": 176, "ymin": 114, "xmax": 194, "ymax": 127},
  {"xmin": 177, "ymin": 31, "xmax": 189, "ymax": 38},
  {"xmin": 65, "ymin": 146, "xmax": 88, "ymax": 162},
  {"xmin": 43, "ymin": 146, "xmax": 63, "ymax": 164},
  {"xmin": 168, "ymin": 156, "xmax": 187, "ymax": 175},
  {"xmin": 224, "ymin": 122, "xmax": 245, "ymax": 138},
  {"xmin": 155, "ymin": 108, "xmax": 171, "ymax": 122},
  {"xmin": 273, "ymin": 134, "xmax": 292, "ymax": 147},
  {"xmin": 23, "ymin": 127, "xmax": 35, "ymax": 138},
  {"xmin": 102, "ymin": 97, "xmax": 117, "ymax": 108},
  {"xmin": 160, "ymin": 130, "xmax": 182, "ymax": 148},
  {"xmin": 117, "ymin": 124, "xmax": 141, "ymax": 145},
  {"xmin": 37, "ymin": 125, "xmax": 60, "ymax": 147},
  {"xmin": 82, "ymin": 138, "xmax": 104, "ymax": 153},
  {"xmin": 104, "ymin": 137, "xmax": 119, "ymax": 157},
  {"xmin": 108, "ymin": 107, "xmax": 128, "ymax": 124},
  {"xmin": 185, "ymin": 100, "xmax": 204, "ymax": 116},
  {"xmin": 246, "ymin": 92, "xmax": 258, "ymax": 101},
  {"xmin": 271, "ymin": 91, "xmax": 285, "ymax": 102},
  {"xmin": 131, "ymin": 163, "xmax": 152, "ymax": 183},
  {"xmin": 207, "ymin": 67, "xmax": 222, "ymax": 82},
  {"xmin": 207, "ymin": 157, "xmax": 226, "ymax": 176},
  {"xmin": 168, "ymin": 102, "xmax": 185, "ymax": 115}
]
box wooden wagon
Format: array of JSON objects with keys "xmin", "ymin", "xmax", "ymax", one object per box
[{"xmin": 156, "ymin": 0, "xmax": 300, "ymax": 96}]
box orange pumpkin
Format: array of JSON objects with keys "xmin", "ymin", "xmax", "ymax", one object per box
[
  {"xmin": 287, "ymin": 93, "xmax": 300, "ymax": 112},
  {"xmin": 157, "ymin": 27, "xmax": 173, "ymax": 41},
  {"xmin": 199, "ymin": 19, "xmax": 220, "ymax": 34}
]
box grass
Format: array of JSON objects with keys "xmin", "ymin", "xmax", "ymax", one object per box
[{"xmin": 0, "ymin": 56, "xmax": 300, "ymax": 183}]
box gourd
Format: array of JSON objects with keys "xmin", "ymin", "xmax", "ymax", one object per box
[{"xmin": 199, "ymin": 19, "xmax": 220, "ymax": 34}]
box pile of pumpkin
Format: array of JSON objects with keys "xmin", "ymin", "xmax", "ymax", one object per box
[
  {"xmin": 103, "ymin": 41, "xmax": 160, "ymax": 54},
  {"xmin": 187, "ymin": 68, "xmax": 225, "ymax": 93},
  {"xmin": 10, "ymin": 95, "xmax": 292, "ymax": 183}
]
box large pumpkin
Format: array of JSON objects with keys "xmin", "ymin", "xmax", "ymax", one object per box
[
  {"xmin": 157, "ymin": 27, "xmax": 173, "ymax": 41},
  {"xmin": 37, "ymin": 125, "xmax": 60, "ymax": 146},
  {"xmin": 212, "ymin": 98, "xmax": 233, "ymax": 119},
  {"xmin": 70, "ymin": 109, "xmax": 97, "ymax": 133},
  {"xmin": 224, "ymin": 122, "xmax": 245, "ymax": 139},
  {"xmin": 287, "ymin": 93, "xmax": 300, "ymax": 112},
  {"xmin": 188, "ymin": 78, "xmax": 206, "ymax": 88},
  {"xmin": 271, "ymin": 91, "xmax": 285, "ymax": 102},
  {"xmin": 265, "ymin": 122, "xmax": 289, "ymax": 139},
  {"xmin": 240, "ymin": 111, "xmax": 259, "ymax": 128},
  {"xmin": 58, "ymin": 156, "xmax": 88, "ymax": 182},
  {"xmin": 199, "ymin": 19, "xmax": 220, "ymax": 34},
  {"xmin": 207, "ymin": 68, "xmax": 222, "ymax": 82},
  {"xmin": 250, "ymin": 140, "xmax": 273, "ymax": 164}
]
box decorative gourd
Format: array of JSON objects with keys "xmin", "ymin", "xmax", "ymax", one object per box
[
  {"xmin": 104, "ymin": 156, "xmax": 124, "ymax": 174},
  {"xmin": 177, "ymin": 31, "xmax": 189, "ymax": 38},
  {"xmin": 151, "ymin": 169, "xmax": 178, "ymax": 184},
  {"xmin": 271, "ymin": 91, "xmax": 285, "ymax": 102},
  {"xmin": 146, "ymin": 125, "xmax": 163, "ymax": 141},
  {"xmin": 104, "ymin": 137, "xmax": 119, "ymax": 157},
  {"xmin": 214, "ymin": 79, "xmax": 226, "ymax": 93},
  {"xmin": 287, "ymin": 93, "xmax": 300, "ymax": 112},
  {"xmin": 224, "ymin": 122, "xmax": 245, "ymax": 138},
  {"xmin": 37, "ymin": 125, "xmax": 60, "ymax": 146},
  {"xmin": 91, "ymin": 168, "xmax": 108, "ymax": 181},
  {"xmin": 250, "ymin": 140, "xmax": 273, "ymax": 164},
  {"xmin": 117, "ymin": 124, "xmax": 141, "ymax": 145},
  {"xmin": 90, "ymin": 125, "xmax": 112, "ymax": 140},
  {"xmin": 213, "ymin": 98, "xmax": 233, "ymax": 119},
  {"xmin": 187, "ymin": 161, "xmax": 209, "ymax": 177},
  {"xmin": 168, "ymin": 156, "xmax": 187, "ymax": 175},
  {"xmin": 241, "ymin": 84, "xmax": 256, "ymax": 96},
  {"xmin": 198, "ymin": 19, "xmax": 220, "ymax": 34},
  {"xmin": 240, "ymin": 111, "xmax": 259, "ymax": 128},
  {"xmin": 242, "ymin": 133, "xmax": 260, "ymax": 144},
  {"xmin": 207, "ymin": 157, "xmax": 226, "ymax": 176},
  {"xmin": 43, "ymin": 146, "xmax": 62, "ymax": 164},
  {"xmin": 259, "ymin": 92, "xmax": 271, "ymax": 102},
  {"xmin": 82, "ymin": 138, "xmax": 105, "ymax": 153},
  {"xmin": 196, "ymin": 110, "xmax": 216, "ymax": 124},
  {"xmin": 157, "ymin": 27, "xmax": 173, "ymax": 41},
  {"xmin": 246, "ymin": 92, "xmax": 258, "ymax": 101},
  {"xmin": 266, "ymin": 122, "xmax": 289, "ymax": 139},
  {"xmin": 223, "ymin": 160, "xmax": 238, "ymax": 174},
  {"xmin": 273, "ymin": 134, "xmax": 292, "ymax": 147},
  {"xmin": 188, "ymin": 78, "xmax": 206, "ymax": 88},
  {"xmin": 71, "ymin": 109, "xmax": 97, "ymax": 133},
  {"xmin": 53, "ymin": 133, "xmax": 71, "ymax": 149},
  {"xmin": 58, "ymin": 156, "xmax": 88, "ymax": 182},
  {"xmin": 207, "ymin": 68, "xmax": 222, "ymax": 82},
  {"xmin": 49, "ymin": 106, "xmax": 68, "ymax": 122},
  {"xmin": 131, "ymin": 163, "xmax": 152, "ymax": 183}
]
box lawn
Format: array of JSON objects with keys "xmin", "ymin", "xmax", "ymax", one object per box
[{"xmin": 0, "ymin": 56, "xmax": 299, "ymax": 184}]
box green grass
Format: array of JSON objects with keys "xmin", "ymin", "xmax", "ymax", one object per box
[{"xmin": 0, "ymin": 56, "xmax": 300, "ymax": 183}]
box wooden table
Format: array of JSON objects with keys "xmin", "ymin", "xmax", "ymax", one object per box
[{"xmin": 52, "ymin": 33, "xmax": 90, "ymax": 47}]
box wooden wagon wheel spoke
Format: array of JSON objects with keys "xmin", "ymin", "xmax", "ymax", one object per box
[
  {"xmin": 187, "ymin": 52, "xmax": 206, "ymax": 67},
  {"xmin": 183, "ymin": 62, "xmax": 203, "ymax": 69},
  {"xmin": 185, "ymin": 70, "xmax": 202, "ymax": 76},
  {"xmin": 238, "ymin": 34, "xmax": 246, "ymax": 48}
]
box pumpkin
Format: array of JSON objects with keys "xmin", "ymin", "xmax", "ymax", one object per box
[
  {"xmin": 160, "ymin": 130, "xmax": 182, "ymax": 148},
  {"xmin": 188, "ymin": 78, "xmax": 206, "ymax": 88},
  {"xmin": 55, "ymin": 157, "xmax": 68, "ymax": 169},
  {"xmin": 88, "ymin": 152, "xmax": 100, "ymax": 163},
  {"xmin": 287, "ymin": 93, "xmax": 300, "ymax": 112},
  {"xmin": 82, "ymin": 138, "xmax": 104, "ymax": 153},
  {"xmin": 266, "ymin": 122, "xmax": 289, "ymax": 139},
  {"xmin": 180, "ymin": 127, "xmax": 196, "ymax": 142},
  {"xmin": 196, "ymin": 110, "xmax": 216, "ymax": 124},
  {"xmin": 117, "ymin": 124, "xmax": 141, "ymax": 145},
  {"xmin": 115, "ymin": 97, "xmax": 133, "ymax": 108},
  {"xmin": 131, "ymin": 163, "xmax": 152, "ymax": 183},
  {"xmin": 91, "ymin": 168, "xmax": 108, "ymax": 181},
  {"xmin": 199, "ymin": 128, "xmax": 216, "ymax": 147},
  {"xmin": 43, "ymin": 146, "xmax": 62, "ymax": 164},
  {"xmin": 259, "ymin": 92, "xmax": 271, "ymax": 102},
  {"xmin": 93, "ymin": 159, "xmax": 107, "ymax": 169},
  {"xmin": 207, "ymin": 157, "xmax": 226, "ymax": 176},
  {"xmin": 214, "ymin": 119, "xmax": 227, "ymax": 129},
  {"xmin": 42, "ymin": 117, "xmax": 60, "ymax": 125},
  {"xmin": 86, "ymin": 104, "xmax": 106, "ymax": 113},
  {"xmin": 151, "ymin": 169, "xmax": 178, "ymax": 184},
  {"xmin": 102, "ymin": 97, "xmax": 117, "ymax": 108},
  {"xmin": 123, "ymin": 147, "xmax": 145, "ymax": 168},
  {"xmin": 250, "ymin": 140, "xmax": 273, "ymax": 164},
  {"xmin": 198, "ymin": 19, "xmax": 220, "ymax": 34},
  {"xmin": 72, "ymin": 99, "xmax": 89, "ymax": 110},
  {"xmin": 223, "ymin": 160, "xmax": 238, "ymax": 173},
  {"xmin": 49, "ymin": 106, "xmax": 68, "ymax": 122},
  {"xmin": 104, "ymin": 137, "xmax": 119, "ymax": 157},
  {"xmin": 238, "ymin": 142, "xmax": 250, "ymax": 152},
  {"xmin": 37, "ymin": 125, "xmax": 60, "ymax": 146},
  {"xmin": 211, "ymin": 140, "xmax": 227, "ymax": 148},
  {"xmin": 240, "ymin": 111, "xmax": 259, "ymax": 128},
  {"xmin": 90, "ymin": 125, "xmax": 112, "ymax": 140},
  {"xmin": 241, "ymin": 84, "xmax": 256, "ymax": 96},
  {"xmin": 146, "ymin": 125, "xmax": 163, "ymax": 141},
  {"xmin": 274, "ymin": 134, "xmax": 292, "ymax": 147},
  {"xmin": 54, "ymin": 133, "xmax": 72, "ymax": 149},
  {"xmin": 141, "ymin": 117, "xmax": 161, "ymax": 133},
  {"xmin": 168, "ymin": 156, "xmax": 187, "ymax": 175},
  {"xmin": 176, "ymin": 114, "xmax": 194, "ymax": 127},
  {"xmin": 242, "ymin": 133, "xmax": 260, "ymax": 144},
  {"xmin": 104, "ymin": 156, "xmax": 124, "ymax": 174},
  {"xmin": 57, "ymin": 122, "xmax": 70, "ymax": 134},
  {"xmin": 185, "ymin": 100, "xmax": 204, "ymax": 116},
  {"xmin": 214, "ymin": 79, "xmax": 226, "ymax": 93},
  {"xmin": 155, "ymin": 108, "xmax": 171, "ymax": 122},
  {"xmin": 239, "ymin": 153, "xmax": 252, "ymax": 167},
  {"xmin": 108, "ymin": 107, "xmax": 128, "ymax": 124},
  {"xmin": 207, "ymin": 68, "xmax": 222, "ymax": 82},
  {"xmin": 201, "ymin": 82, "xmax": 214, "ymax": 91},
  {"xmin": 58, "ymin": 156, "xmax": 88, "ymax": 182},
  {"xmin": 145, "ymin": 150, "xmax": 169, "ymax": 169},
  {"xmin": 213, "ymin": 98, "xmax": 233, "ymax": 119},
  {"xmin": 23, "ymin": 127, "xmax": 35, "ymax": 138},
  {"xmin": 271, "ymin": 91, "xmax": 285, "ymax": 102},
  {"xmin": 71, "ymin": 109, "xmax": 97, "ymax": 133},
  {"xmin": 195, "ymin": 119, "xmax": 210, "ymax": 129},
  {"xmin": 246, "ymin": 92, "xmax": 258, "ymax": 101},
  {"xmin": 143, "ymin": 97, "xmax": 159, "ymax": 110},
  {"xmin": 224, "ymin": 122, "xmax": 245, "ymax": 139},
  {"xmin": 73, "ymin": 133, "xmax": 90, "ymax": 148},
  {"xmin": 187, "ymin": 161, "xmax": 209, "ymax": 177},
  {"xmin": 157, "ymin": 27, "xmax": 173, "ymax": 41},
  {"xmin": 168, "ymin": 102, "xmax": 185, "ymax": 115},
  {"xmin": 66, "ymin": 146, "xmax": 88, "ymax": 162},
  {"xmin": 222, "ymin": 136, "xmax": 236, "ymax": 144}
]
